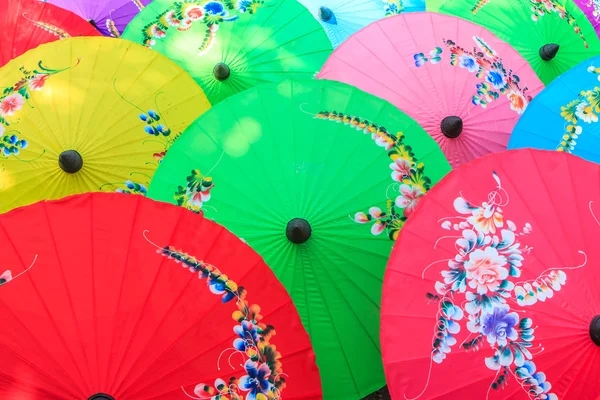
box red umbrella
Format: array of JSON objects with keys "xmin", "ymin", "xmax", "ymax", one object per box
[
  {"xmin": 0, "ymin": 193, "xmax": 321, "ymax": 399},
  {"xmin": 381, "ymin": 149, "xmax": 600, "ymax": 399},
  {"xmin": 0, "ymin": 0, "xmax": 100, "ymax": 67}
]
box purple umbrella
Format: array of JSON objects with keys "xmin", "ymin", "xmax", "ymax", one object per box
[
  {"xmin": 43, "ymin": 0, "xmax": 151, "ymax": 36},
  {"xmin": 574, "ymin": 0, "xmax": 600, "ymax": 38}
]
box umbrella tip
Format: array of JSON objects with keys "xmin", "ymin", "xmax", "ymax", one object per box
[
  {"xmin": 318, "ymin": 6, "xmax": 334, "ymax": 22},
  {"xmin": 58, "ymin": 150, "xmax": 83, "ymax": 174},
  {"xmin": 88, "ymin": 394, "xmax": 114, "ymax": 400},
  {"xmin": 286, "ymin": 218, "xmax": 312, "ymax": 244},
  {"xmin": 213, "ymin": 62, "xmax": 231, "ymax": 81},
  {"xmin": 88, "ymin": 19, "xmax": 98, "ymax": 29},
  {"xmin": 591, "ymin": 315, "xmax": 600, "ymax": 346},
  {"xmin": 440, "ymin": 116, "xmax": 463, "ymax": 139},
  {"xmin": 539, "ymin": 43, "xmax": 560, "ymax": 61}
]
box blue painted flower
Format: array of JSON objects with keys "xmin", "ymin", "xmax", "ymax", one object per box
[
  {"xmin": 144, "ymin": 125, "xmax": 158, "ymax": 136},
  {"xmin": 458, "ymin": 54, "xmax": 478, "ymax": 73},
  {"xmin": 481, "ymin": 304, "xmax": 519, "ymax": 346},
  {"xmin": 18, "ymin": 139, "xmax": 27, "ymax": 149},
  {"xmin": 414, "ymin": 53, "xmax": 427, "ymax": 67},
  {"xmin": 204, "ymin": 1, "xmax": 227, "ymax": 15},
  {"xmin": 239, "ymin": 360, "xmax": 272, "ymax": 400},
  {"xmin": 485, "ymin": 69, "xmax": 507, "ymax": 90},
  {"xmin": 233, "ymin": 320, "xmax": 261, "ymax": 351},
  {"xmin": 138, "ymin": 113, "xmax": 148, "ymax": 122},
  {"xmin": 147, "ymin": 110, "xmax": 160, "ymax": 120}
]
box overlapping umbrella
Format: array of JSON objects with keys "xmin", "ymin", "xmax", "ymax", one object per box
[
  {"xmin": 147, "ymin": 78, "xmax": 451, "ymax": 399},
  {"xmin": 298, "ymin": 0, "xmax": 424, "ymax": 48},
  {"xmin": 1, "ymin": 0, "xmax": 100, "ymax": 67},
  {"xmin": 0, "ymin": 36, "xmax": 210, "ymax": 213},
  {"xmin": 382, "ymin": 149, "xmax": 600, "ymax": 399},
  {"xmin": 574, "ymin": 0, "xmax": 600, "ymax": 37},
  {"xmin": 317, "ymin": 12, "xmax": 544, "ymax": 167},
  {"xmin": 0, "ymin": 192, "xmax": 322, "ymax": 399},
  {"xmin": 44, "ymin": 0, "xmax": 151, "ymax": 36},
  {"xmin": 427, "ymin": 0, "xmax": 600, "ymax": 84},
  {"xmin": 509, "ymin": 54, "xmax": 600, "ymax": 163},
  {"xmin": 122, "ymin": 0, "xmax": 333, "ymax": 104}
]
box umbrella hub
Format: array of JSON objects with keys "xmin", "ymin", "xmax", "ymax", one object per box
[
  {"xmin": 88, "ymin": 19, "xmax": 98, "ymax": 29},
  {"xmin": 591, "ymin": 315, "xmax": 600, "ymax": 346},
  {"xmin": 58, "ymin": 150, "xmax": 83, "ymax": 174},
  {"xmin": 213, "ymin": 62, "xmax": 231, "ymax": 81},
  {"xmin": 318, "ymin": 6, "xmax": 334, "ymax": 22},
  {"xmin": 539, "ymin": 43, "xmax": 560, "ymax": 61},
  {"xmin": 286, "ymin": 218, "xmax": 312, "ymax": 244},
  {"xmin": 88, "ymin": 394, "xmax": 114, "ymax": 400},
  {"xmin": 440, "ymin": 116, "xmax": 463, "ymax": 139}
]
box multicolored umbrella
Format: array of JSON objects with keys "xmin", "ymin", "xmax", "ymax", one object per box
[
  {"xmin": 574, "ymin": 0, "xmax": 600, "ymax": 37},
  {"xmin": 381, "ymin": 149, "xmax": 600, "ymax": 399},
  {"xmin": 317, "ymin": 12, "xmax": 544, "ymax": 168},
  {"xmin": 1, "ymin": 0, "xmax": 100, "ymax": 67},
  {"xmin": 0, "ymin": 36, "xmax": 210, "ymax": 213},
  {"xmin": 509, "ymin": 54, "xmax": 600, "ymax": 163},
  {"xmin": 0, "ymin": 192, "xmax": 322, "ymax": 399},
  {"xmin": 122, "ymin": 0, "xmax": 333, "ymax": 104},
  {"xmin": 147, "ymin": 79, "xmax": 451, "ymax": 399},
  {"xmin": 427, "ymin": 0, "xmax": 600, "ymax": 84},
  {"xmin": 298, "ymin": 0, "xmax": 424, "ymax": 48},
  {"xmin": 43, "ymin": 0, "xmax": 151, "ymax": 37}
]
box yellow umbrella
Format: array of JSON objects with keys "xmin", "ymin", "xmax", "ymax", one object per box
[{"xmin": 0, "ymin": 36, "xmax": 210, "ymax": 213}]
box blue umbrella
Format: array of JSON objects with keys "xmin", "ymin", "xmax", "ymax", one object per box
[
  {"xmin": 299, "ymin": 0, "xmax": 424, "ymax": 48},
  {"xmin": 509, "ymin": 54, "xmax": 600, "ymax": 163}
]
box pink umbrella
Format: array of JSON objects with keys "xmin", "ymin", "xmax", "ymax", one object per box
[{"xmin": 317, "ymin": 12, "xmax": 544, "ymax": 167}]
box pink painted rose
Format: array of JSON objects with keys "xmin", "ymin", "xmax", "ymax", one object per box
[
  {"xmin": 395, "ymin": 184, "xmax": 423, "ymax": 216},
  {"xmin": 390, "ymin": 158, "xmax": 412, "ymax": 182},
  {"xmin": 29, "ymin": 74, "xmax": 49, "ymax": 91},
  {"xmin": 0, "ymin": 93, "xmax": 24, "ymax": 117},
  {"xmin": 464, "ymin": 247, "xmax": 509, "ymax": 294}
]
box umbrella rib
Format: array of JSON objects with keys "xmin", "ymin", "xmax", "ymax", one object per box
[
  {"xmin": 0, "ymin": 215, "xmax": 89, "ymax": 397},
  {"xmin": 106, "ymin": 199, "xmax": 185, "ymax": 393}
]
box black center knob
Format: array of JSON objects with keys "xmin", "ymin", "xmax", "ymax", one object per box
[
  {"xmin": 213, "ymin": 62, "xmax": 231, "ymax": 81},
  {"xmin": 539, "ymin": 43, "xmax": 560, "ymax": 61},
  {"xmin": 440, "ymin": 116, "xmax": 463, "ymax": 139},
  {"xmin": 318, "ymin": 6, "xmax": 333, "ymax": 22},
  {"xmin": 286, "ymin": 218, "xmax": 311, "ymax": 244},
  {"xmin": 590, "ymin": 315, "xmax": 600, "ymax": 346},
  {"xmin": 88, "ymin": 394, "xmax": 114, "ymax": 400},
  {"xmin": 88, "ymin": 19, "xmax": 98, "ymax": 29},
  {"xmin": 58, "ymin": 150, "xmax": 83, "ymax": 173}
]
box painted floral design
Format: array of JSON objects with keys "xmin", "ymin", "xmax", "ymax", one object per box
[
  {"xmin": 0, "ymin": 270, "xmax": 12, "ymax": 286},
  {"xmin": 585, "ymin": 0, "xmax": 600, "ymax": 21},
  {"xmin": 414, "ymin": 36, "xmax": 533, "ymax": 114},
  {"xmin": 145, "ymin": 234, "xmax": 286, "ymax": 399},
  {"xmin": 104, "ymin": 80, "xmax": 183, "ymax": 195},
  {"xmin": 557, "ymin": 66, "xmax": 600, "ymax": 152},
  {"xmin": 309, "ymin": 110, "xmax": 433, "ymax": 241},
  {"xmin": 382, "ymin": 0, "xmax": 404, "ymax": 16},
  {"xmin": 174, "ymin": 169, "xmax": 214, "ymax": 213},
  {"xmin": 418, "ymin": 172, "xmax": 586, "ymax": 399},
  {"xmin": 470, "ymin": 0, "xmax": 589, "ymax": 47},
  {"xmin": 141, "ymin": 0, "xmax": 263, "ymax": 55},
  {"xmin": 21, "ymin": 13, "xmax": 71, "ymax": 39},
  {"xmin": 0, "ymin": 61, "xmax": 75, "ymax": 158}
]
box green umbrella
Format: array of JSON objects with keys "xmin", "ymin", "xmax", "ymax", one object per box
[
  {"xmin": 427, "ymin": 0, "xmax": 600, "ymax": 84},
  {"xmin": 122, "ymin": 0, "xmax": 332, "ymax": 104},
  {"xmin": 148, "ymin": 78, "xmax": 451, "ymax": 399}
]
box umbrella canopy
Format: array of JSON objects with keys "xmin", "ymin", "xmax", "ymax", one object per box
[
  {"xmin": 0, "ymin": 192, "xmax": 321, "ymax": 399},
  {"xmin": 44, "ymin": 0, "xmax": 151, "ymax": 37},
  {"xmin": 121, "ymin": 0, "xmax": 332, "ymax": 105},
  {"xmin": 298, "ymin": 0, "xmax": 424, "ymax": 48},
  {"xmin": 509, "ymin": 54, "xmax": 600, "ymax": 164},
  {"xmin": 381, "ymin": 149, "xmax": 600, "ymax": 399},
  {"xmin": 574, "ymin": 0, "xmax": 600, "ymax": 37},
  {"xmin": 317, "ymin": 12, "xmax": 544, "ymax": 168},
  {"xmin": 0, "ymin": 36, "xmax": 210, "ymax": 214},
  {"xmin": 0, "ymin": 0, "xmax": 100, "ymax": 67},
  {"xmin": 147, "ymin": 79, "xmax": 451, "ymax": 399},
  {"xmin": 427, "ymin": 0, "xmax": 600, "ymax": 85}
]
